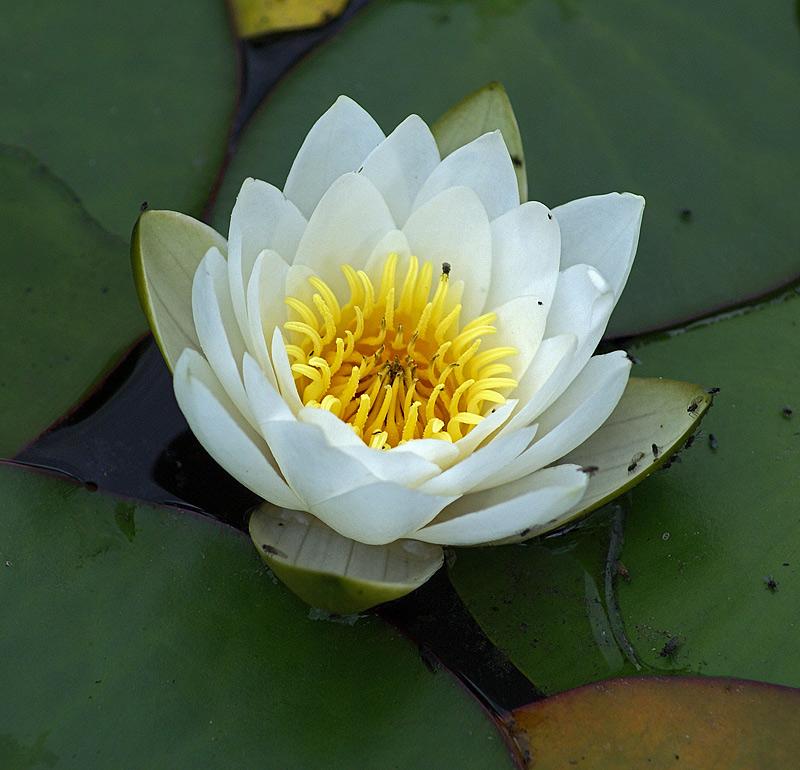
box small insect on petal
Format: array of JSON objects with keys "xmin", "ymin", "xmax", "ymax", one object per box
[
  {"xmin": 684, "ymin": 434, "xmax": 696, "ymax": 449},
  {"xmin": 687, "ymin": 397, "xmax": 702, "ymax": 414},
  {"xmin": 704, "ymin": 387, "xmax": 720, "ymax": 394},
  {"xmin": 581, "ymin": 465, "xmax": 599, "ymax": 478},
  {"xmin": 651, "ymin": 443, "xmax": 660, "ymax": 459},
  {"xmin": 441, "ymin": 262, "xmax": 451, "ymax": 276},
  {"xmin": 625, "ymin": 352, "xmax": 642, "ymax": 365},
  {"xmin": 628, "ymin": 452, "xmax": 645, "ymax": 473},
  {"xmin": 262, "ymin": 544, "xmax": 288, "ymax": 559}
]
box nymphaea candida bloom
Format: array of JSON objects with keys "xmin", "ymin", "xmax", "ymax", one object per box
[{"xmin": 133, "ymin": 86, "xmax": 709, "ymax": 612}]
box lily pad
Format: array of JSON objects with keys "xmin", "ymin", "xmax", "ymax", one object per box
[
  {"xmin": 0, "ymin": 146, "xmax": 146, "ymax": 458},
  {"xmin": 508, "ymin": 677, "xmax": 800, "ymax": 769},
  {"xmin": 0, "ymin": 0, "xmax": 236, "ymax": 237},
  {"xmin": 448, "ymin": 291, "xmax": 800, "ymax": 694},
  {"xmin": 0, "ymin": 463, "xmax": 517, "ymax": 769},
  {"xmin": 618, "ymin": 291, "xmax": 800, "ymax": 683},
  {"xmin": 213, "ymin": 0, "xmax": 800, "ymax": 336}
]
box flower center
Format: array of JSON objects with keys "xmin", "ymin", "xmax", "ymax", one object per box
[{"xmin": 284, "ymin": 253, "xmax": 517, "ymax": 449}]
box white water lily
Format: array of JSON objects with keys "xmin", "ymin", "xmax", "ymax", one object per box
[{"xmin": 134, "ymin": 88, "xmax": 696, "ymax": 611}]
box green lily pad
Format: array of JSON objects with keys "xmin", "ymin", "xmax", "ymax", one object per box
[
  {"xmin": 448, "ymin": 291, "xmax": 800, "ymax": 694},
  {"xmin": 250, "ymin": 503, "xmax": 444, "ymax": 614},
  {"xmin": 0, "ymin": 463, "xmax": 517, "ymax": 769},
  {"xmin": 618, "ymin": 291, "xmax": 800, "ymax": 682},
  {"xmin": 0, "ymin": 0, "xmax": 236, "ymax": 238},
  {"xmin": 508, "ymin": 677, "xmax": 800, "ymax": 769},
  {"xmin": 0, "ymin": 146, "xmax": 146, "ymax": 458},
  {"xmin": 212, "ymin": 0, "xmax": 800, "ymax": 336}
]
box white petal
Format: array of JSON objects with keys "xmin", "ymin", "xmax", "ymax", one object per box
[
  {"xmin": 485, "ymin": 201, "xmax": 561, "ymax": 310},
  {"xmin": 544, "ymin": 264, "xmax": 615, "ymax": 391},
  {"xmin": 227, "ymin": 178, "xmax": 306, "ymax": 348},
  {"xmin": 413, "ymin": 465, "xmax": 588, "ymax": 545},
  {"xmin": 283, "ymin": 96, "xmax": 385, "ymax": 219},
  {"xmin": 242, "ymin": 352, "xmax": 296, "ymax": 426},
  {"xmin": 491, "ymin": 294, "xmax": 548, "ymax": 383},
  {"xmin": 256, "ymin": 416, "xmax": 455, "ymax": 545},
  {"xmin": 358, "ymin": 114, "xmax": 441, "ymax": 227},
  {"xmin": 297, "ymin": 406, "xmax": 442, "ymax": 487},
  {"xmin": 471, "ymin": 352, "xmax": 631, "ymax": 491},
  {"xmin": 413, "ymin": 131, "xmax": 519, "ymax": 221},
  {"xmin": 402, "ymin": 186, "xmax": 492, "ymax": 320},
  {"xmin": 270, "ymin": 327, "xmax": 303, "ymax": 414},
  {"xmin": 498, "ymin": 333, "xmax": 577, "ymax": 437},
  {"xmin": 173, "ymin": 349, "xmax": 302, "ymax": 510},
  {"xmin": 363, "ymin": 229, "xmax": 412, "ymax": 282},
  {"xmin": 192, "ymin": 247, "xmax": 258, "ymax": 430},
  {"xmin": 246, "ymin": 248, "xmax": 289, "ymax": 386},
  {"xmin": 310, "ymin": 482, "xmax": 456, "ymax": 545},
  {"xmin": 451, "ymin": 399, "xmax": 517, "ymax": 463},
  {"xmin": 292, "ymin": 172, "xmax": 396, "ymax": 301},
  {"xmin": 418, "ymin": 424, "xmax": 537, "ymax": 497},
  {"xmin": 552, "ymin": 192, "xmax": 644, "ymax": 302}
]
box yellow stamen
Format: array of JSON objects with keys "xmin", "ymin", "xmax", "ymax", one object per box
[{"xmin": 283, "ymin": 256, "xmax": 518, "ymax": 448}]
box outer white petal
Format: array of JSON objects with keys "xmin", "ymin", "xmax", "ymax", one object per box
[
  {"xmin": 292, "ymin": 172, "xmax": 396, "ymax": 301},
  {"xmin": 173, "ymin": 349, "xmax": 302, "ymax": 510},
  {"xmin": 270, "ymin": 327, "xmax": 303, "ymax": 414},
  {"xmin": 309, "ymin": 482, "xmax": 457, "ymax": 546},
  {"xmin": 543, "ymin": 264, "xmax": 615, "ymax": 393},
  {"xmin": 246, "ymin": 248, "xmax": 289, "ymax": 386},
  {"xmin": 451, "ymin": 399, "xmax": 517, "ymax": 463},
  {"xmin": 552, "ymin": 192, "xmax": 645, "ymax": 302},
  {"xmin": 402, "ymin": 186, "xmax": 492, "ymax": 320},
  {"xmin": 484, "ymin": 201, "xmax": 561, "ymax": 310},
  {"xmin": 192, "ymin": 247, "xmax": 257, "ymax": 430},
  {"xmin": 412, "ymin": 465, "xmax": 589, "ymax": 546},
  {"xmin": 491, "ymin": 295, "xmax": 548, "ymax": 383},
  {"xmin": 297, "ymin": 407, "xmax": 441, "ymax": 486},
  {"xmin": 418, "ymin": 424, "xmax": 537, "ymax": 497},
  {"xmin": 413, "ymin": 131, "xmax": 519, "ymax": 222},
  {"xmin": 283, "ymin": 96, "xmax": 385, "ymax": 219},
  {"xmin": 472, "ymin": 352, "xmax": 631, "ymax": 491},
  {"xmin": 358, "ymin": 114, "xmax": 441, "ymax": 228},
  {"xmin": 499, "ymin": 333, "xmax": 576, "ymax": 437},
  {"xmin": 227, "ymin": 178, "xmax": 306, "ymax": 349}
]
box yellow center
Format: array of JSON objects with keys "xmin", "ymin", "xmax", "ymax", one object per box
[{"xmin": 284, "ymin": 253, "xmax": 518, "ymax": 449}]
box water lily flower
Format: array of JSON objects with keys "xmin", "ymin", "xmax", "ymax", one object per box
[{"xmin": 133, "ymin": 86, "xmax": 710, "ymax": 612}]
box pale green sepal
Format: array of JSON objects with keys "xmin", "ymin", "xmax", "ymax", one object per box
[
  {"xmin": 131, "ymin": 210, "xmax": 227, "ymax": 372},
  {"xmin": 249, "ymin": 504, "xmax": 444, "ymax": 614},
  {"xmin": 431, "ymin": 82, "xmax": 527, "ymax": 204},
  {"xmin": 489, "ymin": 378, "xmax": 712, "ymax": 545}
]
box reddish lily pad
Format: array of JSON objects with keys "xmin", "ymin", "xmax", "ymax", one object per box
[{"xmin": 507, "ymin": 677, "xmax": 800, "ymax": 769}]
